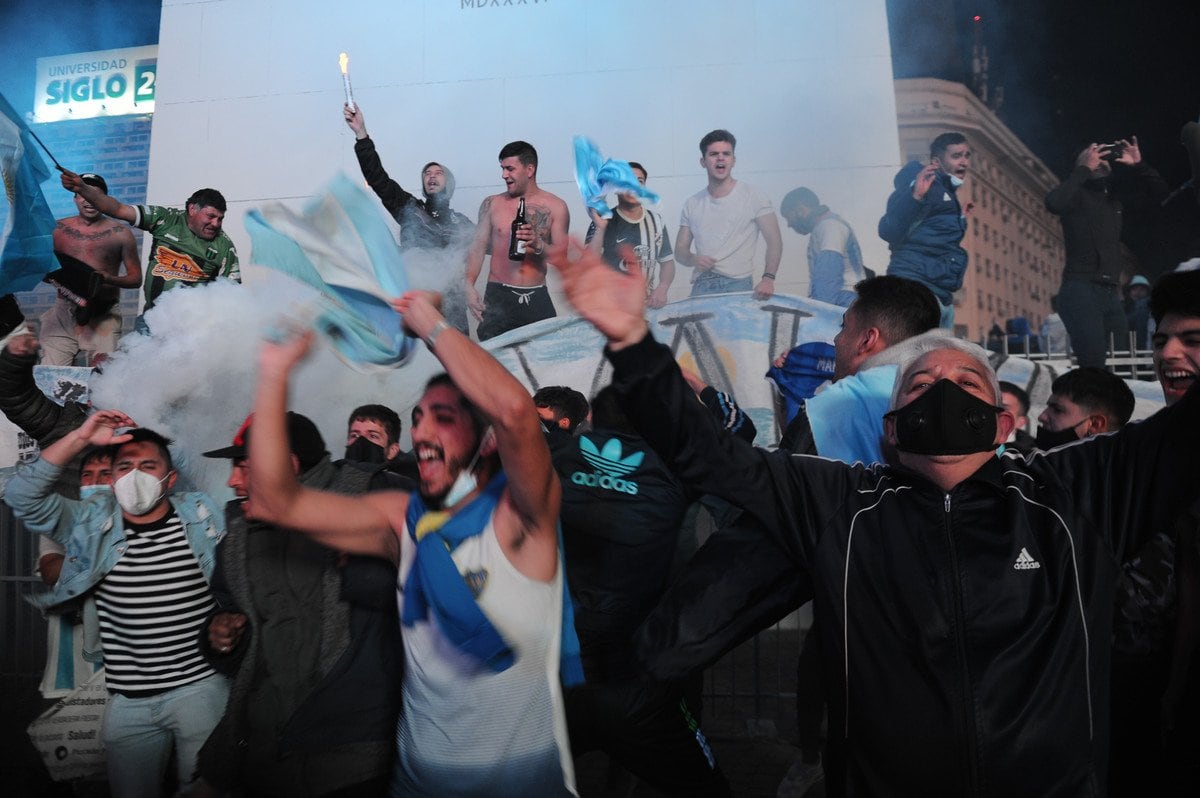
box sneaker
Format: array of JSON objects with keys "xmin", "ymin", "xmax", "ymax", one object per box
[{"xmin": 776, "ymin": 756, "xmax": 824, "ymax": 798}]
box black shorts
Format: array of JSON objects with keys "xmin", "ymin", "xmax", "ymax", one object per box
[{"xmin": 476, "ymin": 282, "xmax": 556, "ymax": 341}]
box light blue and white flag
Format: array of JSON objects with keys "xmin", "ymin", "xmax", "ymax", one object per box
[
  {"xmin": 246, "ymin": 173, "xmax": 418, "ymax": 368},
  {"xmin": 573, "ymin": 135, "xmax": 659, "ymax": 219},
  {"xmin": 0, "ymin": 92, "xmax": 57, "ymax": 295}
]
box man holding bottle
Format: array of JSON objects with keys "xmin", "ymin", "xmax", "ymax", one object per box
[{"xmin": 464, "ymin": 140, "xmax": 569, "ymax": 341}]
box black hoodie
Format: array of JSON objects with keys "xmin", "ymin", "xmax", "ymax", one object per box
[{"xmin": 354, "ymin": 137, "xmax": 475, "ymax": 250}]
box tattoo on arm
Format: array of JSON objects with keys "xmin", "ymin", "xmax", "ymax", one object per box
[{"xmin": 532, "ymin": 208, "xmax": 552, "ymax": 242}]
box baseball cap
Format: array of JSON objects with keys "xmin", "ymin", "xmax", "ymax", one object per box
[
  {"xmin": 203, "ymin": 412, "xmax": 328, "ymax": 472},
  {"xmin": 79, "ymin": 173, "xmax": 108, "ymax": 194},
  {"xmin": 1129, "ymin": 274, "xmax": 1150, "ymax": 288}
]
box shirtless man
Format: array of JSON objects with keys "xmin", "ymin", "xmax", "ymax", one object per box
[
  {"xmin": 465, "ymin": 141, "xmax": 569, "ymax": 341},
  {"xmin": 40, "ymin": 173, "xmax": 141, "ymax": 366}
]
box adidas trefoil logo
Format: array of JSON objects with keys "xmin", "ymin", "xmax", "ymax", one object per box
[
  {"xmin": 571, "ymin": 436, "xmax": 644, "ymax": 495},
  {"xmin": 1013, "ymin": 547, "xmax": 1041, "ymax": 570}
]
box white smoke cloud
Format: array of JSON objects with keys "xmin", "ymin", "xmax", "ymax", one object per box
[{"xmin": 89, "ymin": 271, "xmax": 446, "ymax": 501}]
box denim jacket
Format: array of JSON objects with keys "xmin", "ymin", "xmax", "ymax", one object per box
[{"xmin": 5, "ymin": 456, "xmax": 226, "ymax": 660}]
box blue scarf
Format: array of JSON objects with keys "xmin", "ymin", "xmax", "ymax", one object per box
[{"xmin": 403, "ymin": 472, "xmax": 583, "ymax": 685}]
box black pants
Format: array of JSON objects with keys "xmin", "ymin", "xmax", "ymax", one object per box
[{"xmin": 565, "ymin": 679, "xmax": 730, "ymax": 797}]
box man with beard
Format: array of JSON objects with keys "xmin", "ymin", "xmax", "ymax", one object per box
[
  {"xmin": 465, "ymin": 140, "xmax": 569, "ymax": 340},
  {"xmin": 40, "ymin": 172, "xmax": 141, "ymax": 366},
  {"xmin": 244, "ymin": 291, "xmax": 577, "ymax": 796},
  {"xmin": 780, "ymin": 186, "xmax": 866, "ymax": 308},
  {"xmin": 554, "ymin": 240, "xmax": 1200, "ymax": 796},
  {"xmin": 345, "ymin": 103, "xmax": 475, "ymax": 333},
  {"xmin": 1045, "ymin": 137, "xmax": 1167, "ymax": 368}
]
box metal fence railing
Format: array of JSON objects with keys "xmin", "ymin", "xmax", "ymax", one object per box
[
  {"xmin": 979, "ymin": 331, "xmax": 1157, "ymax": 381},
  {"xmin": 0, "ymin": 504, "xmax": 49, "ymax": 680}
]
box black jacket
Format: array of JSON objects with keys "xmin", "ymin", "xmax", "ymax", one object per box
[
  {"xmin": 0, "ymin": 347, "xmax": 88, "ymax": 496},
  {"xmin": 553, "ymin": 426, "xmax": 690, "ymax": 682},
  {"xmin": 611, "ymin": 333, "xmax": 1200, "ymax": 797},
  {"xmin": 197, "ymin": 458, "xmax": 402, "ymax": 794},
  {"xmin": 353, "ymin": 137, "xmax": 474, "ymax": 250},
  {"xmin": 1045, "ymin": 164, "xmax": 1168, "ymax": 284}
]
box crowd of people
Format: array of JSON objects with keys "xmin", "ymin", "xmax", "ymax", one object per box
[{"xmin": 1, "ymin": 106, "xmax": 1199, "ymax": 798}]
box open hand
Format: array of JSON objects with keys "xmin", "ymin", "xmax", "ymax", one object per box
[{"xmin": 552, "ymin": 238, "xmax": 648, "ymax": 349}]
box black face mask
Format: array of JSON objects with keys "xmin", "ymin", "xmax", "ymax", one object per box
[
  {"xmin": 1034, "ymin": 420, "xmax": 1086, "ymax": 451},
  {"xmin": 787, "ymin": 215, "xmax": 816, "ymax": 235},
  {"xmin": 886, "ymin": 378, "xmax": 1001, "ymax": 455},
  {"xmin": 344, "ymin": 436, "xmax": 389, "ymax": 464},
  {"xmin": 542, "ymin": 422, "xmax": 572, "ymax": 449}
]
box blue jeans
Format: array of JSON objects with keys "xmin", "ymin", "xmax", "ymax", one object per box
[
  {"xmin": 690, "ymin": 272, "xmax": 753, "ymax": 296},
  {"xmin": 103, "ymin": 674, "xmax": 230, "ymax": 796},
  {"xmin": 1056, "ymin": 277, "xmax": 1127, "ymax": 368}
]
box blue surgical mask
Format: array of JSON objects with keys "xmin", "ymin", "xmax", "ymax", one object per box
[
  {"xmin": 948, "ymin": 174, "xmax": 964, "ymax": 188},
  {"xmin": 79, "ymin": 484, "xmax": 112, "ymax": 500}
]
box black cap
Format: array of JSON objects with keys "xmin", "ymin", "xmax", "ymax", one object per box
[
  {"xmin": 79, "ymin": 173, "xmax": 108, "ymax": 194},
  {"xmin": 203, "ymin": 412, "xmax": 328, "ymax": 472}
]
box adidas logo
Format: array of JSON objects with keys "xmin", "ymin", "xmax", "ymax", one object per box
[
  {"xmin": 570, "ymin": 436, "xmax": 644, "ymax": 495},
  {"xmin": 1013, "ymin": 548, "xmax": 1041, "ymax": 570}
]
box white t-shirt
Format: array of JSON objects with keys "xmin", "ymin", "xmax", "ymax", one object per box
[{"xmin": 679, "ymin": 180, "xmax": 774, "ymax": 279}]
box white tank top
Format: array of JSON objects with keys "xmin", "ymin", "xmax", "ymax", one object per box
[{"xmin": 393, "ymin": 512, "xmax": 576, "ymax": 796}]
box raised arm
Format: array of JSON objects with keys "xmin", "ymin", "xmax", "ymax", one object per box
[
  {"xmin": 464, "ymin": 196, "xmax": 493, "ymax": 321},
  {"xmin": 4, "ymin": 410, "xmax": 134, "ymax": 540},
  {"xmin": 347, "ymin": 104, "xmax": 419, "ymax": 218},
  {"xmin": 1045, "ymin": 146, "xmax": 1105, "ymax": 215},
  {"xmin": 394, "ymin": 291, "xmax": 560, "ymax": 580},
  {"xmin": 249, "ymin": 332, "xmax": 402, "ymax": 563},
  {"xmin": 585, "ymin": 209, "xmax": 607, "ymax": 257},
  {"xmin": 60, "ymin": 169, "xmax": 136, "ymax": 225},
  {"xmin": 877, "ymin": 165, "xmax": 933, "ymax": 244},
  {"xmin": 0, "ymin": 331, "xmax": 86, "ymax": 445},
  {"xmin": 554, "ymin": 239, "xmax": 829, "ymax": 559}
]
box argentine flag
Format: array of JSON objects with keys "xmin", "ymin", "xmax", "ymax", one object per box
[
  {"xmin": 246, "ymin": 173, "xmax": 418, "ymax": 369},
  {"xmin": 0, "ymin": 92, "xmax": 57, "ymax": 295}
]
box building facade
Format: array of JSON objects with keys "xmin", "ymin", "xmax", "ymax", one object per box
[{"xmin": 894, "ymin": 78, "xmax": 1065, "ymax": 343}]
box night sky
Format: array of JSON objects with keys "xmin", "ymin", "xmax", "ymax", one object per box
[{"xmin": 890, "ymin": 0, "xmax": 1200, "ymax": 273}]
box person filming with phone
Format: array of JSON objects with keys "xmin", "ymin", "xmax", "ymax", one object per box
[
  {"xmin": 1045, "ymin": 136, "xmax": 1168, "ymax": 368},
  {"xmin": 879, "ymin": 132, "xmax": 972, "ymax": 329}
]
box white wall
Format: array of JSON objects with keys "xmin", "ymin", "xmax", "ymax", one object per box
[{"xmin": 150, "ymin": 0, "xmax": 902, "ymax": 302}]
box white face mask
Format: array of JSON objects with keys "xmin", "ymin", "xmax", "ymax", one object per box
[
  {"xmin": 113, "ymin": 469, "xmax": 170, "ymax": 516},
  {"xmin": 79, "ymin": 484, "xmax": 111, "ymax": 500},
  {"xmin": 441, "ymin": 426, "xmax": 494, "ymax": 509},
  {"xmin": 948, "ymin": 174, "xmax": 964, "ymax": 188}
]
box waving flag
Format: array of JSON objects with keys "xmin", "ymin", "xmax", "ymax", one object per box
[
  {"xmin": 572, "ymin": 135, "xmax": 659, "ymax": 219},
  {"xmin": 0, "ymin": 93, "xmax": 57, "ymax": 295},
  {"xmin": 245, "ymin": 173, "xmax": 418, "ymax": 368}
]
